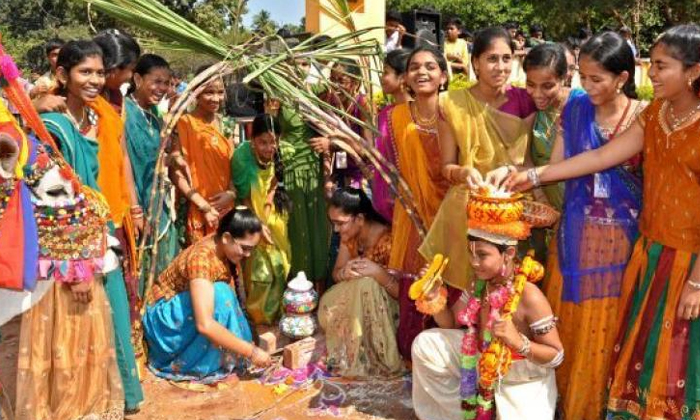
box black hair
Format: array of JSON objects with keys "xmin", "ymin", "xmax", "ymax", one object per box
[
  {"xmin": 93, "ymin": 29, "xmax": 141, "ymax": 71},
  {"xmin": 459, "ymin": 29, "xmax": 473, "ymax": 40},
  {"xmin": 515, "ymin": 30, "xmax": 526, "ymax": 39},
  {"xmin": 653, "ymin": 24, "xmax": 700, "ymax": 95},
  {"xmin": 334, "ymin": 58, "xmax": 362, "ymax": 79},
  {"xmin": 216, "ymin": 206, "xmax": 262, "ymax": 238},
  {"xmin": 523, "ymin": 43, "xmax": 568, "ymax": 80},
  {"xmin": 467, "ymin": 235, "xmax": 510, "ymax": 254},
  {"xmin": 446, "ymin": 18, "xmax": 462, "ymax": 30},
  {"xmin": 45, "ymin": 38, "xmax": 65, "ymax": 56},
  {"xmin": 127, "ymin": 54, "xmax": 170, "ymax": 95},
  {"xmin": 329, "ymin": 187, "xmax": 387, "ymax": 225},
  {"xmin": 504, "ymin": 22, "xmax": 519, "ymax": 31},
  {"xmin": 311, "ymin": 34, "xmax": 332, "ymax": 48},
  {"xmin": 472, "ymin": 27, "xmax": 513, "ymax": 59},
  {"xmin": 564, "ymin": 37, "xmax": 581, "ymax": 52},
  {"xmin": 530, "ymin": 24, "xmax": 544, "ymax": 35},
  {"xmin": 250, "ymin": 113, "xmax": 292, "ymax": 214},
  {"xmin": 384, "ymin": 48, "xmax": 411, "ymax": 75},
  {"xmin": 56, "ymin": 40, "xmax": 104, "ymax": 93},
  {"xmin": 577, "ymin": 27, "xmax": 593, "ymax": 40},
  {"xmin": 580, "ymin": 31, "xmax": 637, "ymax": 99},
  {"xmin": 405, "ymin": 46, "xmax": 448, "ymax": 92},
  {"xmin": 386, "ymin": 11, "xmax": 402, "ymax": 24}
]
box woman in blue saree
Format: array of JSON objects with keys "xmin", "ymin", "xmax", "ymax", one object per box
[
  {"xmin": 530, "ymin": 33, "xmax": 644, "ymax": 419},
  {"xmin": 143, "ymin": 207, "xmax": 271, "ymax": 382},
  {"xmin": 124, "ymin": 54, "xmax": 181, "ymax": 295}
]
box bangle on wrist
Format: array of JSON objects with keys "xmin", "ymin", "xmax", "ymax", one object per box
[
  {"xmin": 186, "ymin": 189, "xmax": 197, "ymax": 200},
  {"xmin": 517, "ymin": 333, "xmax": 532, "ymax": 356},
  {"xmin": 527, "ymin": 167, "xmax": 541, "ymax": 187},
  {"xmin": 199, "ymin": 203, "xmax": 212, "ymax": 213}
]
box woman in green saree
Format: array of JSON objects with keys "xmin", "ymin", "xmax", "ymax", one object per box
[
  {"xmin": 40, "ymin": 39, "xmax": 144, "ymax": 414},
  {"xmin": 231, "ymin": 114, "xmax": 291, "ymax": 325},
  {"xmin": 124, "ymin": 54, "xmax": 181, "ymax": 294}
]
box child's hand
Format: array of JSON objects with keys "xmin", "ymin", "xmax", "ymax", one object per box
[{"xmin": 492, "ymin": 316, "xmax": 524, "ymax": 350}]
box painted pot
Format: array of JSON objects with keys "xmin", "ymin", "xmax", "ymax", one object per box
[
  {"xmin": 279, "ymin": 313, "xmax": 317, "ymax": 339},
  {"xmin": 283, "ymin": 288, "xmax": 318, "ymax": 314}
]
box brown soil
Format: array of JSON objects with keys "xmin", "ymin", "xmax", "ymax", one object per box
[{"xmin": 0, "ymin": 318, "xmax": 417, "ymax": 420}]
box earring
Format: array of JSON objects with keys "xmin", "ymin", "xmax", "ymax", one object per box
[
  {"xmin": 500, "ymin": 263, "xmax": 507, "ymax": 278},
  {"xmin": 689, "ymin": 78, "xmax": 694, "ymax": 89},
  {"xmin": 616, "ymin": 86, "xmax": 622, "ymax": 94}
]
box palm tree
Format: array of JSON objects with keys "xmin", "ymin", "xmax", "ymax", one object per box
[{"xmin": 251, "ymin": 9, "xmax": 277, "ymax": 34}]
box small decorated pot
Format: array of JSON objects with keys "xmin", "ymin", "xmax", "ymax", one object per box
[
  {"xmin": 280, "ymin": 313, "xmax": 317, "ymax": 339},
  {"xmin": 283, "ymin": 288, "xmax": 318, "ymax": 314},
  {"xmin": 282, "ymin": 271, "xmax": 319, "ymax": 314}
]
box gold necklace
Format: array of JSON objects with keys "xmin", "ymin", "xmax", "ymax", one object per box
[
  {"xmin": 410, "ymin": 101, "xmax": 438, "ymax": 127},
  {"xmin": 668, "ymin": 101, "xmax": 700, "ymax": 130}
]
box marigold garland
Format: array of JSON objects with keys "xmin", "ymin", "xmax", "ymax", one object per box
[{"xmin": 457, "ymin": 252, "xmax": 543, "ymax": 419}]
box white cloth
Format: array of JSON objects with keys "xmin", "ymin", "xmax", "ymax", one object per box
[
  {"xmin": 0, "ymin": 281, "xmax": 53, "ymax": 326},
  {"xmin": 385, "ymin": 31, "xmax": 400, "ymax": 52},
  {"xmin": 412, "ymin": 328, "xmax": 557, "ymax": 420}
]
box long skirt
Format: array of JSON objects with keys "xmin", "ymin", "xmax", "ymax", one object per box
[
  {"xmin": 318, "ymin": 277, "xmax": 403, "ymax": 378},
  {"xmin": 544, "ymin": 223, "xmax": 632, "ymax": 420},
  {"xmin": 16, "ymin": 281, "xmax": 124, "ymax": 420},
  {"xmin": 143, "ymin": 282, "xmax": 252, "ymax": 383},
  {"xmin": 411, "ymin": 328, "xmax": 557, "ymax": 420},
  {"xmin": 606, "ymin": 237, "xmax": 700, "ymax": 419},
  {"xmin": 103, "ymin": 256, "xmax": 144, "ymax": 411},
  {"xmin": 243, "ymin": 244, "xmax": 290, "ymax": 325}
]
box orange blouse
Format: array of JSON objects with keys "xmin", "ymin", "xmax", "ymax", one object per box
[
  {"xmin": 177, "ymin": 114, "xmax": 233, "ymax": 242},
  {"xmin": 346, "ymin": 230, "xmax": 392, "ymax": 267},
  {"xmin": 149, "ymin": 236, "xmax": 232, "ymax": 304},
  {"xmin": 638, "ymin": 99, "xmax": 700, "ymax": 252}
]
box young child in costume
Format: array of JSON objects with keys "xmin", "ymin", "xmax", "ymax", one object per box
[{"xmin": 411, "ymin": 189, "xmax": 563, "ymax": 420}]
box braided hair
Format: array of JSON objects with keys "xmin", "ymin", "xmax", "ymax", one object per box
[{"xmin": 251, "ymin": 114, "xmax": 292, "ymax": 214}]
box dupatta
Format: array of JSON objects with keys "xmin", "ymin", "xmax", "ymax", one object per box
[
  {"xmin": 420, "ymin": 89, "xmax": 530, "ymax": 290},
  {"xmin": 559, "ymin": 90, "xmax": 642, "ymax": 303}
]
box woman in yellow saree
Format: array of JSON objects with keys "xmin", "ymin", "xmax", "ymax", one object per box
[
  {"xmin": 372, "ymin": 47, "xmax": 457, "ymax": 359},
  {"xmin": 420, "ymin": 27, "xmax": 535, "ymax": 292},
  {"xmin": 231, "ymin": 114, "xmax": 291, "ymax": 325}
]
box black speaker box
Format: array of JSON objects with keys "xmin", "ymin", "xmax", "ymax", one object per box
[{"xmin": 401, "ymin": 10, "xmax": 442, "ymax": 50}]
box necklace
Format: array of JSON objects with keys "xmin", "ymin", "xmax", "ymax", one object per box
[
  {"xmin": 66, "ymin": 107, "xmax": 87, "ymax": 129},
  {"xmin": 668, "ymin": 100, "xmax": 700, "ymax": 131},
  {"xmin": 130, "ymin": 95, "xmax": 159, "ymax": 138},
  {"xmin": 597, "ymin": 96, "xmax": 631, "ymax": 140},
  {"xmin": 409, "ymin": 101, "xmax": 438, "ymax": 135}
]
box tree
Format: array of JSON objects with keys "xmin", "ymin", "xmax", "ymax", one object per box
[{"xmin": 251, "ymin": 10, "xmax": 278, "ymax": 35}]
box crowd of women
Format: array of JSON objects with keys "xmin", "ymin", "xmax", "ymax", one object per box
[{"xmin": 3, "ymin": 18, "xmax": 700, "ymax": 420}]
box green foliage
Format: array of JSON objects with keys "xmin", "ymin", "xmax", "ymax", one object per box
[
  {"xmin": 636, "ymin": 84, "xmax": 655, "ymax": 101},
  {"xmin": 251, "ymin": 9, "xmax": 277, "ymax": 35},
  {"xmin": 387, "ymin": 0, "xmax": 535, "ymax": 31}
]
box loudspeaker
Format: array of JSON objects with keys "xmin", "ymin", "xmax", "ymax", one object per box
[{"xmin": 401, "ymin": 10, "xmax": 442, "ymax": 50}]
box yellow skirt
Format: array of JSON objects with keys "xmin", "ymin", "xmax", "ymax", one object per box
[
  {"xmin": 318, "ymin": 277, "xmax": 403, "ymax": 378},
  {"xmin": 15, "ymin": 281, "xmax": 124, "ymax": 420},
  {"xmin": 544, "ymin": 223, "xmax": 632, "ymax": 420}
]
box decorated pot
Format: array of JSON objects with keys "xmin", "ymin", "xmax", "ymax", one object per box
[
  {"xmin": 283, "ymin": 288, "xmax": 318, "ymax": 314},
  {"xmin": 279, "ymin": 313, "xmax": 317, "ymax": 339},
  {"xmin": 468, "ymin": 191, "xmax": 524, "ymax": 224}
]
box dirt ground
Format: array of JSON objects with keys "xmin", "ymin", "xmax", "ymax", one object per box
[{"xmin": 0, "ymin": 318, "xmax": 417, "ymax": 420}]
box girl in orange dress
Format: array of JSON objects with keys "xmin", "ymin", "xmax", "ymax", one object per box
[
  {"xmin": 173, "ymin": 73, "xmax": 235, "ymax": 245},
  {"xmin": 506, "ymin": 24, "xmax": 700, "ymax": 419}
]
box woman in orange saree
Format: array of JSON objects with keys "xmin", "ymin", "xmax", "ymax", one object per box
[
  {"xmin": 373, "ymin": 47, "xmax": 455, "ymax": 359},
  {"xmin": 173, "ymin": 75, "xmax": 235, "ymax": 245}
]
